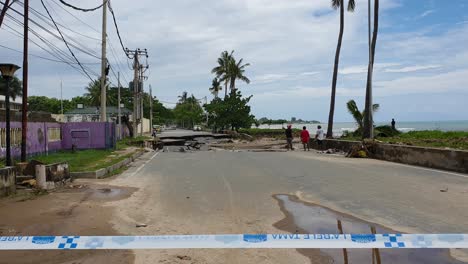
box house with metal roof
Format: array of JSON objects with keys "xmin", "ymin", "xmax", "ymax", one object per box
[{"xmin": 64, "ymin": 104, "xmax": 132, "ymax": 122}]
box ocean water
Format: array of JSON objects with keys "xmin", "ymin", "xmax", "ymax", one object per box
[{"xmin": 255, "ymin": 120, "xmax": 468, "ymax": 137}]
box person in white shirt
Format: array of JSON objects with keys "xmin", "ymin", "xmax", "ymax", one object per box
[{"xmin": 315, "ymin": 125, "xmax": 324, "ymax": 149}]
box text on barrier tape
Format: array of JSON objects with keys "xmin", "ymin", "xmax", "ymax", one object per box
[{"xmin": 1, "ymin": 234, "xmax": 467, "ymax": 250}]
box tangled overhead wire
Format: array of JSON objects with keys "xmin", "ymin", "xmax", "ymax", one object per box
[{"xmin": 58, "ymin": 0, "xmax": 107, "ymax": 12}]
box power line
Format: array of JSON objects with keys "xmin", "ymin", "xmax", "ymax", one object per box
[
  {"xmin": 108, "ymin": 38, "xmax": 130, "ymax": 84},
  {"xmin": 0, "ymin": 43, "xmax": 100, "ymax": 65},
  {"xmin": 3, "ymin": 13, "xmax": 100, "ymax": 71},
  {"xmin": 41, "ymin": 0, "xmax": 94, "ymax": 81},
  {"xmin": 2, "ymin": 2, "xmax": 101, "ymax": 59},
  {"xmin": 107, "ymin": 0, "xmax": 130, "ymax": 58},
  {"xmin": 58, "ymin": 0, "xmax": 106, "ymax": 12},
  {"xmin": 2, "ymin": 22, "xmax": 90, "ymax": 70},
  {"xmin": 11, "ymin": 0, "xmax": 101, "ymax": 42},
  {"xmin": 2, "ymin": 24, "xmax": 99, "ymax": 80},
  {"xmin": 48, "ymin": 0, "xmax": 101, "ymax": 35}
]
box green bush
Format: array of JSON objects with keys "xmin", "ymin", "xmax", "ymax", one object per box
[{"xmin": 375, "ymin": 125, "xmax": 401, "ymax": 137}]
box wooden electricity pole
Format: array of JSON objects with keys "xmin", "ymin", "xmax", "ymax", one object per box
[{"xmin": 99, "ymin": 0, "xmax": 108, "ymax": 122}]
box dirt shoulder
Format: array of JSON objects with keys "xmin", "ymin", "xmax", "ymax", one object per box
[{"xmin": 0, "ymin": 182, "xmax": 136, "ymax": 264}]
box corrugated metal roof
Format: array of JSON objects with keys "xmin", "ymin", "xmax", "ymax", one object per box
[{"xmin": 65, "ymin": 106, "xmax": 132, "ymax": 115}]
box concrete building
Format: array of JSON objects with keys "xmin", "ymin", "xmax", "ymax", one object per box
[
  {"xmin": 0, "ymin": 95, "xmax": 22, "ymax": 112},
  {"xmin": 64, "ymin": 105, "xmax": 132, "ymax": 123}
]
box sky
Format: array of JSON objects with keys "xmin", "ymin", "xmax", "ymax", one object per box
[{"xmin": 1, "ymin": 0, "xmax": 467, "ymax": 122}]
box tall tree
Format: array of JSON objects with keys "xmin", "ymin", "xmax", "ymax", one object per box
[
  {"xmin": 178, "ymin": 91, "xmax": 188, "ymax": 103},
  {"xmin": 212, "ymin": 50, "xmax": 234, "ymax": 98},
  {"xmin": 84, "ymin": 80, "xmax": 102, "ymax": 107},
  {"xmin": 362, "ymin": 0, "xmax": 379, "ymax": 139},
  {"xmin": 0, "ymin": 76, "xmax": 22, "ymax": 100},
  {"xmin": 226, "ymin": 57, "xmax": 250, "ymax": 94},
  {"xmin": 326, "ymin": 0, "xmax": 356, "ymax": 138},
  {"xmin": 209, "ymin": 78, "xmax": 222, "ymax": 98}
]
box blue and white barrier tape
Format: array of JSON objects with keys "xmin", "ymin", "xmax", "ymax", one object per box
[{"xmin": 1, "ymin": 234, "xmax": 467, "ymax": 250}]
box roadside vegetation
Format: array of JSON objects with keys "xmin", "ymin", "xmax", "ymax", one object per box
[
  {"xmin": 341, "ymin": 130, "xmax": 468, "ymax": 150},
  {"xmin": 31, "ymin": 149, "xmax": 138, "ymax": 172}
]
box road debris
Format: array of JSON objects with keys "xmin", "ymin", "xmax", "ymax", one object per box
[{"xmin": 136, "ymin": 223, "xmax": 148, "ymax": 228}]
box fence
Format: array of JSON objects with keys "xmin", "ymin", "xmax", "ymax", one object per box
[{"xmin": 0, "ymin": 122, "xmax": 116, "ymax": 159}]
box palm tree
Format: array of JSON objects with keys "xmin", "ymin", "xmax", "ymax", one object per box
[
  {"xmin": 346, "ymin": 99, "xmax": 379, "ymax": 133},
  {"xmin": 209, "ymin": 78, "xmax": 222, "ymax": 98},
  {"xmin": 178, "ymin": 91, "xmax": 188, "ymax": 104},
  {"xmin": 0, "ymin": 76, "xmax": 23, "ymax": 100},
  {"xmin": 362, "ymin": 0, "xmax": 379, "ymax": 139},
  {"xmin": 226, "ymin": 57, "xmax": 250, "ymax": 95},
  {"xmin": 326, "ymin": 0, "xmax": 356, "ymax": 138},
  {"xmin": 85, "ymin": 80, "xmax": 102, "ymax": 107},
  {"xmin": 212, "ymin": 50, "xmax": 234, "ymax": 98}
]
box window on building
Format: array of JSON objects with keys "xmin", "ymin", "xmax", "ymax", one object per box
[
  {"xmin": 48, "ymin": 127, "xmax": 62, "ymax": 142},
  {"xmin": 0, "ymin": 128, "xmax": 22, "ymax": 147}
]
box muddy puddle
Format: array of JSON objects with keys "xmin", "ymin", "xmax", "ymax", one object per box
[{"xmin": 274, "ymin": 194, "xmax": 465, "ymax": 264}]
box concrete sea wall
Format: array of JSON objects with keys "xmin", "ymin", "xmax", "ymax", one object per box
[{"xmin": 311, "ymin": 139, "xmax": 468, "ymax": 173}]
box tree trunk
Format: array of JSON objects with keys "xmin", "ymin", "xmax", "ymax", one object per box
[
  {"xmin": 363, "ymin": 0, "xmax": 379, "ymax": 139},
  {"xmin": 224, "ymin": 80, "xmax": 228, "ymax": 98},
  {"xmin": 326, "ymin": 2, "xmax": 345, "ymax": 138},
  {"xmin": 230, "ymin": 78, "xmax": 236, "ymax": 96}
]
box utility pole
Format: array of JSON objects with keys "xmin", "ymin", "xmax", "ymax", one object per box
[
  {"xmin": 117, "ymin": 72, "xmax": 121, "ymax": 140},
  {"xmin": 20, "ymin": 0, "xmax": 29, "ymax": 162},
  {"xmin": 149, "ymin": 85, "xmax": 153, "ymax": 132},
  {"xmin": 139, "ymin": 65, "xmax": 144, "ymax": 136},
  {"xmin": 60, "ymin": 79, "xmax": 63, "ymax": 115},
  {"xmin": 127, "ymin": 48, "xmax": 148, "ymax": 138},
  {"xmin": 99, "ymin": 0, "xmax": 107, "ymax": 122},
  {"xmin": 131, "ymin": 54, "xmax": 138, "ymax": 138}
]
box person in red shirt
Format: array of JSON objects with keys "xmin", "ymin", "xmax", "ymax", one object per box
[{"xmin": 300, "ymin": 126, "xmax": 310, "ymax": 151}]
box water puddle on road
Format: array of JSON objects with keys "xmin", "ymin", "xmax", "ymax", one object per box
[
  {"xmin": 273, "ymin": 194, "xmax": 465, "ymax": 264},
  {"xmin": 88, "ymin": 187, "xmax": 135, "ymax": 201}
]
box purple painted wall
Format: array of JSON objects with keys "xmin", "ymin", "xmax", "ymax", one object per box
[
  {"xmin": 61, "ymin": 122, "xmax": 116, "ymax": 150},
  {"xmin": 0, "ymin": 122, "xmax": 117, "ymax": 158},
  {"xmin": 0, "ymin": 122, "xmax": 61, "ymax": 158}
]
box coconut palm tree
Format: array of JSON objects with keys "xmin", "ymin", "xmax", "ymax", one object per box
[
  {"xmin": 212, "ymin": 50, "xmax": 234, "ymax": 98},
  {"xmin": 226, "ymin": 57, "xmax": 250, "ymax": 95},
  {"xmin": 0, "ymin": 75, "xmax": 22, "ymax": 100},
  {"xmin": 326, "ymin": 0, "xmax": 356, "ymax": 138},
  {"xmin": 209, "ymin": 78, "xmax": 222, "ymax": 98},
  {"xmin": 347, "ymin": 99, "xmax": 379, "ymax": 133},
  {"xmin": 362, "ymin": 0, "xmax": 379, "ymax": 139},
  {"xmin": 85, "ymin": 80, "xmax": 102, "ymax": 107},
  {"xmin": 178, "ymin": 91, "xmax": 188, "ymax": 104}
]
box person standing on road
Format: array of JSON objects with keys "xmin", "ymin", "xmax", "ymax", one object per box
[
  {"xmin": 301, "ymin": 126, "xmax": 310, "ymax": 151},
  {"xmin": 285, "ymin": 125, "xmax": 294, "ymax": 150},
  {"xmin": 315, "ymin": 125, "xmax": 324, "ymax": 149}
]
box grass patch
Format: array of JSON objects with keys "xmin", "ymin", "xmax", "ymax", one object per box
[
  {"xmin": 117, "ymin": 136, "xmax": 151, "ymax": 150},
  {"xmin": 104, "ymin": 165, "xmax": 130, "ymax": 178},
  {"xmin": 31, "ymin": 149, "xmax": 138, "ymax": 172},
  {"xmin": 341, "ymin": 130, "xmax": 468, "ymax": 150}
]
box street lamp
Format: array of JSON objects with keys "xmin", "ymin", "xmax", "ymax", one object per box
[{"xmin": 0, "ymin": 63, "xmax": 21, "ymax": 167}]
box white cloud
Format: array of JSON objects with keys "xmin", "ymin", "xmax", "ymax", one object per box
[
  {"xmin": 418, "ymin": 10, "xmax": 435, "ymax": 19},
  {"xmin": 384, "ymin": 65, "xmax": 442, "ymax": 73},
  {"xmin": 254, "ymin": 74, "xmax": 289, "ymax": 84},
  {"xmin": 375, "ymin": 69, "xmax": 468, "ymax": 96}
]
